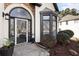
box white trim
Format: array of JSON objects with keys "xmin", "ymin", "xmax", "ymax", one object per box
[
  {"xmin": 15, "ymin": 19, "xmax": 17, "ymax": 45},
  {"xmin": 15, "ymin": 18, "xmax": 28, "ymax": 44},
  {"xmin": 26, "ymin": 20, "xmax": 28, "ymax": 42},
  {"xmin": 15, "ymin": 18, "xmax": 28, "ymax": 45}
]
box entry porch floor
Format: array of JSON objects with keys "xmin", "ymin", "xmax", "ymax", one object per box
[{"xmin": 12, "ymin": 42, "xmax": 49, "ymax": 56}]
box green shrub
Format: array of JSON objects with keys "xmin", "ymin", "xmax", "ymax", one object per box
[
  {"xmin": 57, "ymin": 30, "xmax": 74, "ymax": 45},
  {"xmin": 57, "ymin": 31, "xmax": 70, "ymax": 45},
  {"xmin": 3, "ymin": 38, "xmax": 14, "ymax": 48},
  {"xmin": 64, "ymin": 30, "xmax": 74, "ymax": 38}
]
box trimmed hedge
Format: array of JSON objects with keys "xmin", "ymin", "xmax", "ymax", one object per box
[
  {"xmin": 57, "ymin": 32, "xmax": 70, "ymax": 45},
  {"xmin": 57, "ymin": 30, "xmax": 74, "ymax": 45},
  {"xmin": 64, "ymin": 30, "xmax": 74, "ymax": 38}
]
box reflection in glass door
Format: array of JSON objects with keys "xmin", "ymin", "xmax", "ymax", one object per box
[{"xmin": 15, "ymin": 18, "xmax": 28, "ymax": 44}]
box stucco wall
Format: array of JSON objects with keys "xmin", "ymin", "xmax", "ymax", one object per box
[
  {"xmin": 0, "ymin": 3, "xmax": 57, "ymax": 45},
  {"xmin": 35, "ymin": 3, "xmax": 56, "ymax": 42},
  {"xmin": 0, "ymin": 4, "xmax": 7, "ymax": 47},
  {"xmin": 0, "ymin": 3, "xmax": 35, "ymax": 46},
  {"xmin": 59, "ymin": 20, "xmax": 79, "ymax": 38}
]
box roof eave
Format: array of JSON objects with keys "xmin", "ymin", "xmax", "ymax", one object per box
[
  {"xmin": 53, "ymin": 3, "xmax": 59, "ymax": 12},
  {"xmin": 31, "ymin": 3, "xmax": 42, "ymax": 7}
]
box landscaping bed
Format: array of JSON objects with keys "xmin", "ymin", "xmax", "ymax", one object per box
[
  {"xmin": 39, "ymin": 30, "xmax": 79, "ymax": 56},
  {"xmin": 49, "ymin": 40, "xmax": 79, "ymax": 56},
  {"xmin": 39, "ymin": 39, "xmax": 79, "ymax": 56}
]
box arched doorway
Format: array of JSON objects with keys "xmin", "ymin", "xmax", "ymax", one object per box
[{"xmin": 9, "ymin": 7, "xmax": 32, "ymax": 45}]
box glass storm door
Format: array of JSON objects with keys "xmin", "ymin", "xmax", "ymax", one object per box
[{"xmin": 15, "ymin": 18, "xmax": 28, "ymax": 44}]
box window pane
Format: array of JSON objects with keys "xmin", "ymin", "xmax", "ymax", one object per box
[
  {"xmin": 10, "ymin": 19, "xmax": 15, "ymax": 43},
  {"xmin": 17, "ymin": 20, "xmax": 26, "ymax": 34},
  {"xmin": 52, "ymin": 16, "xmax": 56, "ymax": 21},
  {"xmin": 66, "ymin": 21, "xmax": 68, "ymax": 25},
  {"xmin": 43, "ymin": 16, "xmax": 49, "ymax": 20},
  {"xmin": 28, "ymin": 21, "xmax": 30, "ymax": 34},
  {"xmin": 10, "ymin": 8, "xmax": 31, "ymax": 19},
  {"xmin": 28, "ymin": 21, "xmax": 31, "ymax": 39},
  {"xmin": 52, "ymin": 21, "xmax": 56, "ymax": 38},
  {"xmin": 52, "ymin": 16, "xmax": 56, "ymax": 38},
  {"xmin": 43, "ymin": 21, "xmax": 49, "ymax": 34}
]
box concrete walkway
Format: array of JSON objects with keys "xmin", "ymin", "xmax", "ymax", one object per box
[{"xmin": 12, "ymin": 43, "xmax": 49, "ymax": 56}]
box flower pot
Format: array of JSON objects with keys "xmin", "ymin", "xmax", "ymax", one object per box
[{"xmin": 0, "ymin": 43, "xmax": 14, "ymax": 56}]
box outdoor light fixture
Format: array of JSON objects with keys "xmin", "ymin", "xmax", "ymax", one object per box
[{"xmin": 2, "ymin": 12, "xmax": 10, "ymax": 20}]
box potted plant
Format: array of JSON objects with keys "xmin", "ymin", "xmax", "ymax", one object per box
[{"xmin": 0, "ymin": 38, "xmax": 14, "ymax": 56}]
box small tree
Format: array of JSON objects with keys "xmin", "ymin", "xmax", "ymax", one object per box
[
  {"xmin": 70, "ymin": 8, "xmax": 77, "ymax": 15},
  {"xmin": 65, "ymin": 8, "xmax": 71, "ymax": 15},
  {"xmin": 57, "ymin": 31, "xmax": 70, "ymax": 45},
  {"xmin": 59, "ymin": 8, "xmax": 79, "ymax": 17}
]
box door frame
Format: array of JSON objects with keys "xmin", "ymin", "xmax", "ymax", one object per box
[
  {"xmin": 9, "ymin": 17, "xmax": 31, "ymax": 45},
  {"xmin": 15, "ymin": 18, "xmax": 28, "ymax": 45},
  {"xmin": 8, "ymin": 7, "xmax": 33, "ymax": 44}
]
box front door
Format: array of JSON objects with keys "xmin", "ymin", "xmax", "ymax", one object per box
[{"xmin": 15, "ymin": 18, "xmax": 28, "ymax": 44}]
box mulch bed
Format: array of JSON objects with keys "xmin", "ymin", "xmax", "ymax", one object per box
[{"xmin": 49, "ymin": 40, "xmax": 79, "ymax": 56}]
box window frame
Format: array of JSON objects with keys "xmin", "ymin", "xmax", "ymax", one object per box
[
  {"xmin": 60, "ymin": 22, "xmax": 62, "ymax": 25},
  {"xmin": 40, "ymin": 11, "xmax": 57, "ymax": 39},
  {"xmin": 9, "ymin": 7, "xmax": 32, "ymax": 43},
  {"xmin": 66, "ymin": 21, "xmax": 68, "ymax": 25}
]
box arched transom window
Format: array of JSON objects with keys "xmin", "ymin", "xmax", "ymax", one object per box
[{"xmin": 10, "ymin": 7, "xmax": 31, "ymax": 19}]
